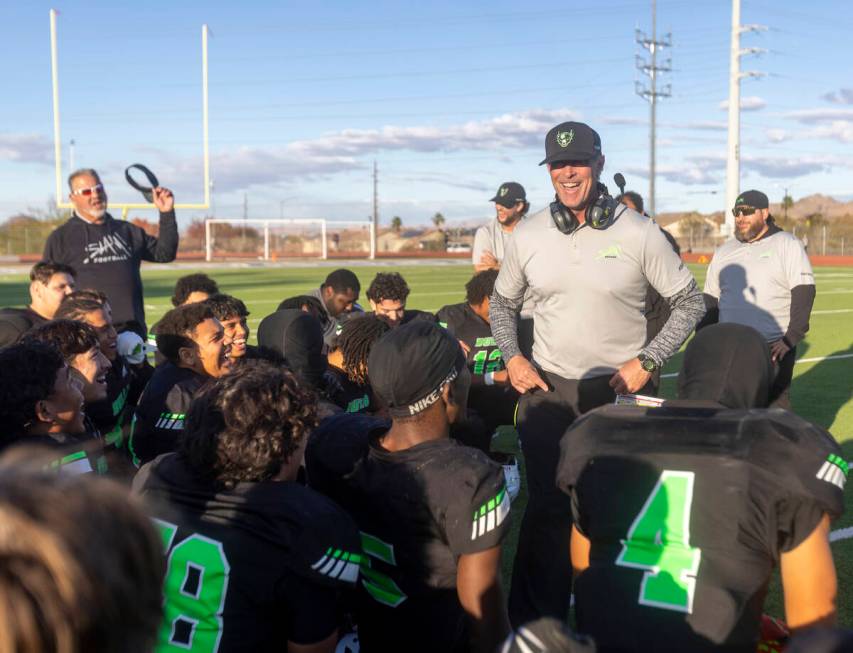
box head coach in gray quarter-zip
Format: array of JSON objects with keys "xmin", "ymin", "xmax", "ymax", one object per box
[{"xmin": 489, "ymin": 121, "xmax": 706, "ymax": 627}]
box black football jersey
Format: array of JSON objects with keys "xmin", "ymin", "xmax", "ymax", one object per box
[
  {"xmin": 306, "ymin": 412, "xmax": 511, "ymax": 652},
  {"xmin": 129, "ymin": 362, "xmax": 207, "ymax": 467},
  {"xmin": 437, "ymin": 302, "xmax": 517, "ymax": 430},
  {"xmin": 0, "ymin": 432, "xmax": 108, "ymax": 475},
  {"xmin": 327, "ymin": 367, "xmax": 375, "ymax": 414},
  {"xmin": 134, "ymin": 453, "xmax": 361, "ymax": 652},
  {"xmin": 556, "ymin": 403, "xmax": 846, "ymax": 653},
  {"xmin": 86, "ymin": 356, "xmax": 146, "ymax": 457}
]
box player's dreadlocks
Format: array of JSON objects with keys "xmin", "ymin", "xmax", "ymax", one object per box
[
  {"xmin": 465, "ymin": 269, "xmax": 499, "ymax": 306},
  {"xmin": 337, "ymin": 315, "xmax": 390, "ymax": 385}
]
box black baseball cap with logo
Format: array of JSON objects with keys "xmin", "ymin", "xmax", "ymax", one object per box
[
  {"xmin": 733, "ymin": 189, "xmax": 769, "ymax": 210},
  {"xmin": 490, "ymin": 182, "xmax": 526, "ymax": 208},
  {"xmin": 540, "ymin": 121, "xmax": 602, "ymax": 166}
]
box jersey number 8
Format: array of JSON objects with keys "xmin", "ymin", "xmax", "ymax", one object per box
[
  {"xmin": 156, "ymin": 520, "xmax": 231, "ymax": 653},
  {"xmin": 615, "ymin": 470, "xmax": 702, "ymax": 614}
]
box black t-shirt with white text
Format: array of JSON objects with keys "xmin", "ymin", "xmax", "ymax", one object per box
[
  {"xmin": 43, "ymin": 212, "xmax": 178, "ymax": 334},
  {"xmin": 557, "ymin": 403, "xmax": 845, "ymax": 653}
]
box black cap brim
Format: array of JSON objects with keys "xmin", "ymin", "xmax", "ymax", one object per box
[
  {"xmin": 490, "ymin": 195, "xmax": 521, "ymax": 207},
  {"xmin": 539, "ymin": 151, "xmax": 598, "ymax": 166}
]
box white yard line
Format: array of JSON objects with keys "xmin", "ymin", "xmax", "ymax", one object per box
[
  {"xmin": 813, "ymin": 309, "xmax": 853, "ymax": 315},
  {"xmin": 831, "ymin": 526, "xmax": 853, "ymax": 543},
  {"xmin": 661, "ymin": 353, "xmax": 853, "ymax": 379}
]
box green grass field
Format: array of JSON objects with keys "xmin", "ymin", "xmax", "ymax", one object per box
[{"xmin": 1, "ymin": 261, "xmax": 852, "ymax": 625}]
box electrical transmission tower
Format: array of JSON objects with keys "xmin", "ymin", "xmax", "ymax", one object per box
[
  {"xmin": 724, "ymin": 0, "xmax": 766, "ymax": 235},
  {"xmin": 635, "ymin": 0, "xmax": 671, "ymax": 217}
]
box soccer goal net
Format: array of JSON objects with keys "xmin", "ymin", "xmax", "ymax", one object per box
[{"xmin": 204, "ymin": 219, "xmax": 375, "ymax": 262}]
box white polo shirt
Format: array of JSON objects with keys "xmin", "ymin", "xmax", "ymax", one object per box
[
  {"xmin": 704, "ymin": 230, "xmax": 814, "ymax": 342},
  {"xmin": 494, "ymin": 205, "xmax": 694, "ymax": 380}
]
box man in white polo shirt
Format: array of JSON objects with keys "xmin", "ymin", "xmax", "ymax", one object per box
[
  {"xmin": 699, "ymin": 189, "xmax": 815, "ymax": 409},
  {"xmin": 473, "ymin": 182, "xmax": 529, "ymax": 272},
  {"xmin": 489, "ymin": 121, "xmax": 705, "ymax": 626}
]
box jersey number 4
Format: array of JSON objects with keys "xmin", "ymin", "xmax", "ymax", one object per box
[
  {"xmin": 156, "ymin": 520, "xmax": 231, "ymax": 653},
  {"xmin": 615, "ymin": 470, "xmax": 702, "ymax": 614}
]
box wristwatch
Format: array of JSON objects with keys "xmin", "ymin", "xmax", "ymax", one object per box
[{"xmin": 638, "ymin": 353, "xmax": 658, "ymax": 373}]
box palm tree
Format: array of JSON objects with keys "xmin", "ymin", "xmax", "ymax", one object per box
[
  {"xmin": 391, "ymin": 216, "xmax": 402, "ymax": 233},
  {"xmin": 432, "ymin": 212, "xmax": 445, "ymax": 230}
]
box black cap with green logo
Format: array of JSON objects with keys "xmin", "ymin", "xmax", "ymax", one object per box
[
  {"xmin": 540, "ymin": 121, "xmax": 602, "ymax": 166},
  {"xmin": 489, "ymin": 181, "xmax": 526, "ymax": 208},
  {"xmin": 734, "ymin": 189, "xmax": 769, "ymax": 210}
]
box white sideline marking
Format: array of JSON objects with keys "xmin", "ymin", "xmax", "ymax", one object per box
[
  {"xmin": 660, "ymin": 353, "xmax": 853, "ymax": 379},
  {"xmin": 820, "ymin": 289, "xmax": 853, "ymax": 294},
  {"xmin": 813, "ymin": 309, "xmax": 853, "ymax": 315},
  {"xmin": 831, "ymin": 527, "xmax": 853, "ymax": 543}
]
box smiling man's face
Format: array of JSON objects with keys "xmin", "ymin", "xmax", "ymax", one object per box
[
  {"xmin": 548, "ymin": 155, "xmax": 605, "ymax": 217},
  {"xmin": 71, "ymin": 346, "xmax": 111, "ymax": 402}
]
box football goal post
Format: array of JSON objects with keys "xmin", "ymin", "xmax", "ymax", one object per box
[{"xmin": 204, "ymin": 219, "xmax": 375, "ymax": 262}]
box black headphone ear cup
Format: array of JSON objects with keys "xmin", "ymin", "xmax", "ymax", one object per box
[{"xmin": 550, "ymin": 201, "xmax": 574, "ymax": 234}]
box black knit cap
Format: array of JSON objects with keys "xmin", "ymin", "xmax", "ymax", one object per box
[
  {"xmin": 734, "ymin": 189, "xmax": 769, "ymax": 210},
  {"xmin": 490, "ymin": 181, "xmax": 526, "ymax": 208},
  {"xmin": 368, "ymin": 320, "xmax": 465, "ymax": 417}
]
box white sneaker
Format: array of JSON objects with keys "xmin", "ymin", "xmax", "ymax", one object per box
[{"xmin": 503, "ymin": 456, "xmax": 521, "ymax": 502}]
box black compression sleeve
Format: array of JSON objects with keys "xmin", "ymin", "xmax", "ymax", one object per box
[{"xmin": 783, "ymin": 284, "xmax": 816, "ymax": 347}]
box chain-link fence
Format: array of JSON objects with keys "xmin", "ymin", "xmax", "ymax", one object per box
[{"xmin": 2, "ymin": 213, "xmax": 852, "ymax": 260}]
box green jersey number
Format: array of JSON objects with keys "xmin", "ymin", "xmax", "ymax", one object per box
[
  {"xmin": 359, "ymin": 531, "xmax": 407, "ymax": 608},
  {"xmin": 615, "ymin": 470, "xmax": 702, "ymax": 614},
  {"xmin": 156, "ymin": 520, "xmax": 231, "ymax": 653},
  {"xmin": 472, "ymin": 348, "xmax": 503, "ymax": 375}
]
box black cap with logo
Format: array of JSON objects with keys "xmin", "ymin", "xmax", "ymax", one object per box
[
  {"xmin": 367, "ymin": 321, "xmax": 466, "ymax": 417},
  {"xmin": 734, "ymin": 189, "xmax": 769, "ymax": 210},
  {"xmin": 540, "ymin": 121, "xmax": 602, "ymax": 166},
  {"xmin": 490, "ymin": 182, "xmax": 527, "ymax": 208}
]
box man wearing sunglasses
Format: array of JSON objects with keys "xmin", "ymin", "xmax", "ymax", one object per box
[
  {"xmin": 698, "ymin": 189, "xmax": 815, "ymax": 409},
  {"xmin": 43, "ymin": 168, "xmax": 179, "ymax": 339}
]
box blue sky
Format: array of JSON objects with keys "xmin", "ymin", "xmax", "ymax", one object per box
[{"xmin": 1, "ymin": 0, "xmax": 851, "ymax": 227}]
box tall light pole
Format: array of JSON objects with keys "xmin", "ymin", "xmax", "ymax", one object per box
[
  {"xmin": 372, "ymin": 160, "xmax": 379, "ymax": 259},
  {"xmin": 724, "ymin": 0, "xmax": 766, "ymax": 235},
  {"xmin": 635, "ymin": 0, "xmax": 671, "ymax": 216}
]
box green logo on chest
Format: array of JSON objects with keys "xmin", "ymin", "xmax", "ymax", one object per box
[{"xmin": 596, "ymin": 244, "xmax": 622, "ymax": 260}]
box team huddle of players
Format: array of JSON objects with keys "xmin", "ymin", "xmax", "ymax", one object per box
[{"xmin": 0, "ymin": 259, "xmax": 846, "ymax": 653}]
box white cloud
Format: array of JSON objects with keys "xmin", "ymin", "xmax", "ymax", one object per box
[
  {"xmin": 628, "ymin": 151, "xmax": 853, "ymax": 186},
  {"xmin": 601, "ymin": 116, "xmax": 647, "ymax": 126},
  {"xmin": 155, "ymin": 108, "xmax": 582, "ymax": 194},
  {"xmin": 718, "ymin": 96, "xmax": 766, "ymax": 111},
  {"xmin": 765, "ymin": 128, "xmax": 789, "ymax": 143},
  {"xmin": 822, "ymin": 88, "xmax": 853, "ymax": 105},
  {"xmin": 783, "ymin": 107, "xmax": 853, "ymax": 123},
  {"xmin": 0, "ymin": 133, "xmax": 53, "ymax": 165}
]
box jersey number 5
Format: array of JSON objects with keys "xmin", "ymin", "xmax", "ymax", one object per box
[
  {"xmin": 615, "ymin": 470, "xmax": 701, "ymax": 614},
  {"xmin": 359, "ymin": 531, "xmax": 407, "ymax": 608},
  {"xmin": 156, "ymin": 520, "xmax": 231, "ymax": 653}
]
